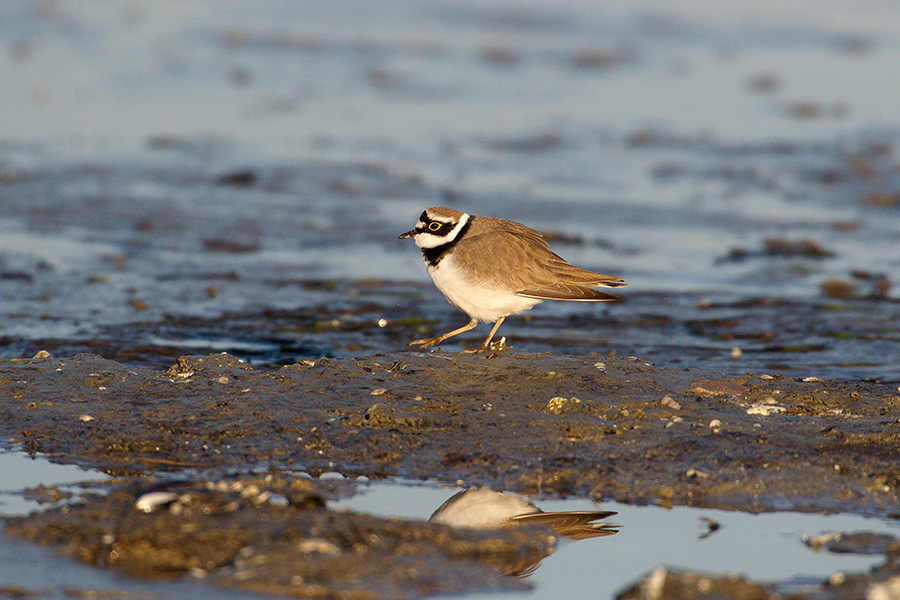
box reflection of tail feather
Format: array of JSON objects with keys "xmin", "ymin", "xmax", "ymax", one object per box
[{"xmin": 512, "ymin": 511, "xmax": 620, "ymax": 540}]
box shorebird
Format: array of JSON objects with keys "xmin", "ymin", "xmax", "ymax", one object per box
[{"xmin": 399, "ymin": 207, "xmax": 625, "ymax": 352}]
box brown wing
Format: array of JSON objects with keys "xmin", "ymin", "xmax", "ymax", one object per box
[
  {"xmin": 453, "ymin": 217, "xmax": 625, "ymax": 302},
  {"xmin": 512, "ymin": 511, "xmax": 620, "ymax": 540}
]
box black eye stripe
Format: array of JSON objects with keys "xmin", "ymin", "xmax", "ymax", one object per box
[
  {"xmin": 421, "ymin": 217, "xmax": 472, "ymax": 267},
  {"xmin": 417, "ymin": 218, "xmax": 453, "ymax": 236}
]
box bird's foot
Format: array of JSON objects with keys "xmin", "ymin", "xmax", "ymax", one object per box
[{"xmin": 407, "ymin": 337, "xmax": 441, "ymax": 350}]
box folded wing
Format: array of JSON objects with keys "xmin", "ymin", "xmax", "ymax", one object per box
[{"xmin": 454, "ymin": 220, "xmax": 626, "ymax": 302}]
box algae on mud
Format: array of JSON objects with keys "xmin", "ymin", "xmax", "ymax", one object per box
[
  {"xmin": 3, "ymin": 350, "xmax": 900, "ymax": 598},
  {"xmin": 3, "ymin": 351, "xmax": 900, "ymax": 513},
  {"xmin": 5, "ymin": 476, "xmax": 551, "ymax": 599}
]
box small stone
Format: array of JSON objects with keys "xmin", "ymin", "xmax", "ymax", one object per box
[
  {"xmin": 78, "ymin": 414, "xmax": 95, "ymax": 422},
  {"xmin": 730, "ymin": 346, "xmax": 742, "ymax": 358},
  {"xmin": 688, "ymin": 380, "xmax": 746, "ymax": 397},
  {"xmin": 545, "ymin": 396, "xmax": 581, "ymax": 414},
  {"xmin": 593, "ymin": 361, "xmax": 606, "ymax": 371},
  {"xmin": 709, "ymin": 419, "xmax": 722, "ymax": 429},
  {"xmin": 239, "ymin": 484, "xmax": 260, "ymax": 498},
  {"xmin": 32, "ymin": 350, "xmax": 51, "ymax": 359},
  {"xmin": 377, "ymin": 318, "xmax": 388, "ymax": 327},
  {"xmin": 802, "ymin": 376, "xmax": 823, "ymax": 382},
  {"xmin": 747, "ymin": 403, "xmax": 785, "ymax": 416},
  {"xmin": 370, "ymin": 388, "xmax": 387, "ymax": 396},
  {"xmin": 298, "ymin": 539, "xmax": 341, "ymax": 556},
  {"xmin": 216, "ymin": 376, "xmax": 230, "ymax": 384},
  {"xmin": 759, "ymin": 374, "xmax": 775, "ymax": 380},
  {"xmin": 135, "ymin": 491, "xmax": 179, "ymax": 513},
  {"xmin": 660, "ymin": 396, "xmax": 681, "ymax": 410}
]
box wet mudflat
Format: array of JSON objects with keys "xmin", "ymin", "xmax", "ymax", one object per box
[
  {"xmin": 3, "ymin": 350, "xmax": 900, "ymax": 598},
  {"xmin": 4, "ymin": 351, "xmax": 900, "ymax": 513},
  {"xmin": 4, "ymin": 1, "xmax": 900, "ymax": 598}
]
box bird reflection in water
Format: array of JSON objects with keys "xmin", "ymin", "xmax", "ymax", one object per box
[{"xmin": 428, "ymin": 487, "xmax": 620, "ymax": 577}]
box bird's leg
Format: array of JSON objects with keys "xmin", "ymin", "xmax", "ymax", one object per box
[
  {"xmin": 461, "ymin": 316, "xmax": 505, "ymax": 354},
  {"xmin": 408, "ymin": 318, "xmax": 478, "ymax": 350}
]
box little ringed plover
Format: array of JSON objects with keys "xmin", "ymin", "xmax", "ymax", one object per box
[{"xmin": 399, "ymin": 207, "xmax": 625, "ymax": 353}]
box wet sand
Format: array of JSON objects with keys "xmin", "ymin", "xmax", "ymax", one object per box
[{"xmin": 3, "ymin": 350, "xmax": 900, "ymax": 598}]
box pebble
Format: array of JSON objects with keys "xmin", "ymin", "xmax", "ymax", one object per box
[
  {"xmin": 370, "ymin": 388, "xmax": 387, "ymax": 396},
  {"xmin": 545, "ymin": 396, "xmax": 581, "ymax": 414},
  {"xmin": 660, "ymin": 396, "xmax": 681, "ymax": 410},
  {"xmin": 746, "ymin": 403, "xmax": 785, "ymax": 416},
  {"xmin": 135, "ymin": 491, "xmax": 179, "ymax": 513},
  {"xmin": 78, "ymin": 414, "xmax": 95, "ymax": 422},
  {"xmin": 239, "ymin": 484, "xmax": 261, "ymax": 498},
  {"xmin": 708, "ymin": 419, "xmax": 722, "ymax": 429},
  {"xmin": 802, "ymin": 376, "xmax": 823, "ymax": 382},
  {"xmin": 730, "ymin": 346, "xmax": 742, "ymax": 358},
  {"xmin": 298, "ymin": 539, "xmax": 341, "ymax": 556}
]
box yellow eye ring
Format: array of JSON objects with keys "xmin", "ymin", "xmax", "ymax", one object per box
[{"xmin": 428, "ymin": 222, "xmax": 441, "ymax": 231}]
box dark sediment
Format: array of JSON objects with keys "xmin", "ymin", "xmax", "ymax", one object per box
[{"xmin": 3, "ymin": 351, "xmax": 900, "ymax": 598}]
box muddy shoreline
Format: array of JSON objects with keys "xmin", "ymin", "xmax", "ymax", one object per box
[
  {"xmin": 3, "ymin": 350, "xmax": 900, "ymax": 598},
  {"xmin": 4, "ymin": 351, "xmax": 900, "ymax": 514}
]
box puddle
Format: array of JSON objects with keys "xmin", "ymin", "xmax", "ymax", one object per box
[
  {"xmin": 1, "ymin": 450, "xmax": 898, "ymax": 599},
  {"xmin": 0, "ymin": 534, "xmax": 269, "ymax": 600},
  {"xmin": 0, "ymin": 450, "xmax": 109, "ymax": 516},
  {"xmin": 336, "ymin": 479, "xmax": 898, "ymax": 599},
  {"xmin": 0, "ymin": 450, "xmax": 268, "ymax": 599}
]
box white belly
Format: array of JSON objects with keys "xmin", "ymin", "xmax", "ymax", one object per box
[{"xmin": 426, "ymin": 255, "xmax": 541, "ymax": 323}]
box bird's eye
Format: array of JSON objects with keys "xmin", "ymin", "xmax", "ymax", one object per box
[{"xmin": 428, "ymin": 222, "xmax": 442, "ymax": 231}]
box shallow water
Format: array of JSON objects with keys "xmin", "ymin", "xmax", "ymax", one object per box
[
  {"xmin": 1, "ymin": 451, "xmax": 897, "ymax": 599},
  {"xmin": 0, "ymin": 451, "xmax": 269, "ymax": 600},
  {"xmin": 2, "ymin": 2, "xmax": 900, "ymax": 598},
  {"xmin": 2, "ymin": 1, "xmax": 900, "ymax": 380},
  {"xmin": 337, "ymin": 480, "xmax": 898, "ymax": 599}
]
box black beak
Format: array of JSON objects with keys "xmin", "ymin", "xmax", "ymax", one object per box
[{"xmin": 398, "ymin": 229, "xmax": 417, "ymax": 239}]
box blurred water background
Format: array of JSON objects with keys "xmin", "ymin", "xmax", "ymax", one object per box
[{"xmin": 2, "ymin": 1, "xmax": 900, "ymax": 378}]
